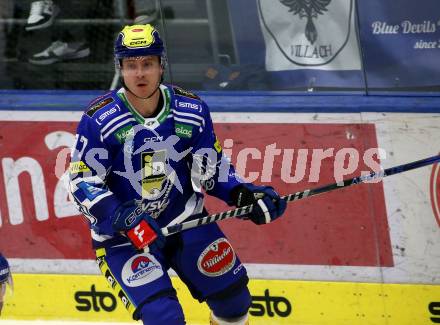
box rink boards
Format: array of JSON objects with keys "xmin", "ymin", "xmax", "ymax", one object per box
[
  {"xmin": 0, "ymin": 110, "xmax": 439, "ymax": 324},
  {"xmin": 1, "ymin": 274, "xmax": 439, "ymax": 325}
]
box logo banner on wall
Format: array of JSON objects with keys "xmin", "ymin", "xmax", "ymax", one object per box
[
  {"xmin": 357, "ymin": 0, "xmax": 440, "ymax": 89},
  {"xmin": 228, "ymin": 0, "xmax": 364, "ymax": 89},
  {"xmin": 257, "ymin": 0, "xmax": 361, "ymax": 71},
  {"xmin": 0, "ymin": 115, "xmax": 392, "ymax": 267}
]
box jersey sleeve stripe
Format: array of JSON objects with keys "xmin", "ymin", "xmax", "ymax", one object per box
[
  {"xmin": 173, "ymin": 116, "xmax": 203, "ymax": 129},
  {"xmin": 100, "ymin": 112, "xmax": 132, "ymax": 133},
  {"xmin": 171, "ymin": 109, "xmax": 206, "ymax": 127},
  {"xmin": 102, "ymin": 118, "xmax": 136, "ymax": 140}
]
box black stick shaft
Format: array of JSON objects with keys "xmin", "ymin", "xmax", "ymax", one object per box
[{"xmin": 161, "ymin": 154, "xmax": 440, "ymax": 236}]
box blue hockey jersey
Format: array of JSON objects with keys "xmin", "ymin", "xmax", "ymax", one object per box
[{"xmin": 69, "ymin": 84, "xmax": 243, "ymax": 248}]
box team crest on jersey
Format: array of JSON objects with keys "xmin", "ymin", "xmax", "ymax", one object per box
[
  {"xmin": 141, "ymin": 150, "xmax": 168, "ymax": 199},
  {"xmin": 86, "ymin": 97, "xmax": 114, "ymax": 117},
  {"xmin": 121, "ymin": 253, "xmax": 163, "ymax": 287},
  {"xmin": 430, "ymin": 156, "xmax": 440, "ymax": 227},
  {"xmin": 197, "ymin": 238, "xmax": 236, "ymax": 277},
  {"xmin": 258, "ymin": 0, "xmax": 357, "ymax": 68}
]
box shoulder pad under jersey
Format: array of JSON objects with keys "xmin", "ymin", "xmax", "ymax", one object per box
[
  {"xmin": 84, "ymin": 91, "xmax": 126, "ymax": 127},
  {"xmin": 168, "ymin": 85, "xmax": 207, "ymax": 137},
  {"xmin": 170, "ymin": 85, "xmax": 204, "ymax": 114},
  {"xmin": 85, "ymin": 91, "xmax": 116, "ymax": 117}
]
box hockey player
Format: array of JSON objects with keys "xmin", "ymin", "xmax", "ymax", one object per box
[
  {"xmin": 0, "ymin": 253, "xmax": 12, "ymax": 316},
  {"xmin": 68, "ymin": 24, "xmax": 286, "ymax": 325}
]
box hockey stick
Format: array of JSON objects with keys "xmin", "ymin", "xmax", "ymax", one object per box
[{"xmin": 161, "ymin": 154, "xmax": 440, "ymax": 236}]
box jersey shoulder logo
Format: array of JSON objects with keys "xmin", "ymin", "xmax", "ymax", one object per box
[
  {"xmin": 172, "ymin": 85, "xmax": 200, "ymax": 100},
  {"xmin": 174, "ymin": 97, "xmax": 203, "ymax": 113},
  {"xmin": 86, "ymin": 96, "xmax": 115, "ymax": 118}
]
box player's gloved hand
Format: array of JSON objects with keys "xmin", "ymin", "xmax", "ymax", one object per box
[
  {"xmin": 230, "ymin": 184, "xmax": 287, "ymax": 225},
  {"xmin": 112, "ymin": 201, "xmax": 165, "ymax": 250}
]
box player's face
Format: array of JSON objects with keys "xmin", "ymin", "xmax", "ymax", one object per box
[{"xmin": 121, "ymin": 56, "xmax": 163, "ymax": 97}]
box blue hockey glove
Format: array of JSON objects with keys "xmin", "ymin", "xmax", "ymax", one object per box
[
  {"xmin": 230, "ymin": 184, "xmax": 287, "ymax": 225},
  {"xmin": 112, "ymin": 201, "xmax": 165, "ymax": 250}
]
